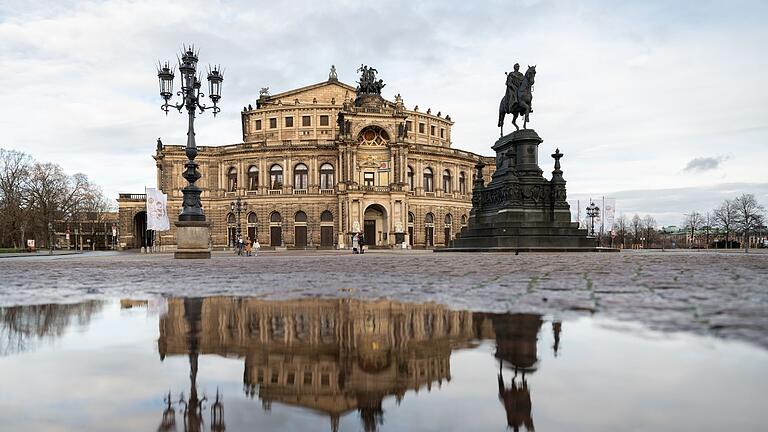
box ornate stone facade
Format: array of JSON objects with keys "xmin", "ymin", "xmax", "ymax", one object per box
[{"xmin": 118, "ymin": 69, "xmax": 494, "ymax": 249}]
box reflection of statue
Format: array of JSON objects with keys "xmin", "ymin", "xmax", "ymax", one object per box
[
  {"xmin": 498, "ymin": 366, "xmax": 534, "ymax": 432},
  {"xmin": 498, "ymin": 64, "xmax": 536, "ymax": 134}
]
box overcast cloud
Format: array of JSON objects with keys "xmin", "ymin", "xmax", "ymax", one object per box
[{"xmin": 0, "ymin": 0, "xmax": 766, "ymax": 224}]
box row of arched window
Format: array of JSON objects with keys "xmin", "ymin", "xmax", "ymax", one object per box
[
  {"xmin": 227, "ymin": 163, "xmax": 336, "ymax": 192},
  {"xmin": 227, "ymin": 210, "xmax": 335, "ymax": 225},
  {"xmin": 226, "ymin": 210, "xmax": 467, "ymax": 227},
  {"xmin": 407, "ymin": 212, "xmax": 467, "ymax": 225},
  {"xmin": 406, "ymin": 167, "xmax": 467, "ymax": 194}
]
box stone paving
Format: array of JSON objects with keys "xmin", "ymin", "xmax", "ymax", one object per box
[{"xmin": 0, "ymin": 249, "xmax": 766, "ymax": 348}]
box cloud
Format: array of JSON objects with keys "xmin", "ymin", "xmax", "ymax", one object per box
[
  {"xmin": 683, "ymin": 156, "xmax": 728, "ymax": 173},
  {"xmin": 0, "ymin": 0, "xmax": 767, "ymax": 206}
]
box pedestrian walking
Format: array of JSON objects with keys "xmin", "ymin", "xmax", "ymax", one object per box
[
  {"xmin": 245, "ymin": 238, "xmax": 253, "ymax": 256},
  {"xmin": 352, "ymin": 233, "xmax": 359, "ymax": 254},
  {"xmin": 359, "ymin": 233, "xmax": 365, "ymax": 254},
  {"xmin": 237, "ymin": 237, "xmax": 244, "ymax": 256},
  {"xmin": 254, "ymin": 240, "xmax": 260, "ymax": 256}
]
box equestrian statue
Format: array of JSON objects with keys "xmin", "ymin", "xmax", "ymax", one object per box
[{"xmin": 498, "ymin": 63, "xmax": 536, "ymax": 136}]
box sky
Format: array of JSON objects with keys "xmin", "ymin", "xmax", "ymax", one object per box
[{"xmin": 0, "ymin": 0, "xmax": 766, "ymax": 226}]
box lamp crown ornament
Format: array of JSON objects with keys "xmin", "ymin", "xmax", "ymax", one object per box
[{"xmin": 156, "ymin": 44, "xmax": 224, "ymax": 227}]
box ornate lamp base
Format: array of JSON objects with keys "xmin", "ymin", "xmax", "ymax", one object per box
[{"xmin": 174, "ymin": 220, "xmax": 211, "ymax": 259}]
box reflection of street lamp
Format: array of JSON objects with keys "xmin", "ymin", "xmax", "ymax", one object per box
[{"xmin": 586, "ymin": 201, "xmax": 600, "ymax": 237}]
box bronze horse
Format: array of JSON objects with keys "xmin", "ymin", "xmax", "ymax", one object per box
[{"xmin": 498, "ymin": 66, "xmax": 536, "ymax": 136}]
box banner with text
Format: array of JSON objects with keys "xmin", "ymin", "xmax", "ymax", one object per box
[
  {"xmin": 145, "ymin": 188, "xmax": 170, "ymax": 231},
  {"xmin": 602, "ymin": 198, "xmax": 616, "ymax": 232}
]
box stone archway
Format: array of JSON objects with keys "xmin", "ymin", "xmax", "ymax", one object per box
[
  {"xmin": 362, "ymin": 204, "xmax": 388, "ymax": 247},
  {"xmin": 133, "ymin": 211, "xmax": 153, "ymax": 248}
]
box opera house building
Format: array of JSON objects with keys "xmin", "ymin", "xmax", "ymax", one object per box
[{"xmin": 118, "ymin": 66, "xmax": 494, "ymax": 249}]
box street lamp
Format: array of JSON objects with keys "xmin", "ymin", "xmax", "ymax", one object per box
[
  {"xmin": 48, "ymin": 221, "xmax": 54, "ymax": 255},
  {"xmin": 230, "ymin": 198, "xmax": 247, "ymax": 244},
  {"xmin": 157, "ymin": 46, "xmax": 223, "ymax": 222},
  {"xmin": 586, "ymin": 201, "xmax": 600, "ymax": 237},
  {"xmin": 158, "ymin": 45, "xmax": 223, "ymax": 259}
]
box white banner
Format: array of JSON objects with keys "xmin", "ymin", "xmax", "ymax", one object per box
[
  {"xmin": 145, "ymin": 188, "xmax": 170, "ymax": 231},
  {"xmin": 603, "ymin": 198, "xmax": 616, "ymax": 231}
]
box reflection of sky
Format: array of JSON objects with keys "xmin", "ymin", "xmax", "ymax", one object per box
[{"xmin": 0, "ymin": 301, "xmax": 766, "ymax": 431}]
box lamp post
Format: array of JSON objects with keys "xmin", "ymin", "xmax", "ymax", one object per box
[
  {"xmin": 157, "ymin": 45, "xmax": 223, "ymax": 259},
  {"xmin": 230, "ymin": 198, "xmax": 247, "ymax": 246},
  {"xmin": 586, "ymin": 201, "xmax": 600, "ymax": 237},
  {"xmin": 48, "ymin": 221, "xmax": 54, "ymax": 255}
]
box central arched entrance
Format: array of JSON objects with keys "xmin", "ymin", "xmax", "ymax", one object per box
[{"xmin": 363, "ymin": 204, "xmax": 388, "ymax": 247}]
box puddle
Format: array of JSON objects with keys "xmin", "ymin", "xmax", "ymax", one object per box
[{"xmin": 0, "ymin": 297, "xmax": 766, "ymax": 431}]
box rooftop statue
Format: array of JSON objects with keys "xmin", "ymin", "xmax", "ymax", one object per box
[
  {"xmin": 356, "ymin": 64, "xmax": 385, "ymax": 95},
  {"xmin": 498, "ymin": 63, "xmax": 536, "ymax": 135}
]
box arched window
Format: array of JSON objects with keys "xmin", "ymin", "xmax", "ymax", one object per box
[
  {"xmin": 320, "ymin": 210, "xmax": 334, "ymax": 222},
  {"xmin": 247, "ymin": 212, "xmax": 258, "ymax": 241},
  {"xmin": 320, "ymin": 163, "xmax": 335, "ymax": 190},
  {"xmin": 423, "ymin": 167, "xmax": 433, "ymax": 192},
  {"xmin": 294, "ymin": 163, "xmax": 308, "ymax": 190},
  {"xmin": 228, "ymin": 167, "xmax": 237, "ymax": 192},
  {"xmin": 408, "ymin": 212, "xmax": 415, "ymax": 224},
  {"xmin": 444, "ymin": 213, "xmax": 453, "ymax": 242},
  {"xmin": 407, "ymin": 166, "xmax": 414, "ymax": 190},
  {"xmin": 270, "ymin": 164, "xmax": 283, "ymax": 189},
  {"xmin": 248, "ymin": 165, "xmax": 259, "ymax": 191},
  {"xmin": 295, "ymin": 211, "xmax": 308, "ymax": 222},
  {"xmin": 227, "ymin": 213, "xmax": 237, "ymax": 247},
  {"xmin": 445, "ymin": 214, "xmax": 452, "ymax": 225},
  {"xmin": 461, "ymin": 214, "xmax": 467, "ymax": 226},
  {"xmin": 424, "ymin": 212, "xmax": 435, "ymax": 247},
  {"xmin": 270, "ymin": 211, "xmax": 282, "ymax": 223},
  {"xmin": 459, "ymin": 172, "xmax": 466, "ymax": 194},
  {"xmin": 443, "ymin": 170, "xmax": 452, "ymax": 193}
]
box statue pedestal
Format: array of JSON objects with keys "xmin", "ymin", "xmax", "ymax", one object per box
[
  {"xmin": 444, "ymin": 129, "xmax": 616, "ymax": 252},
  {"xmin": 174, "ymin": 220, "xmax": 211, "ymax": 259}
]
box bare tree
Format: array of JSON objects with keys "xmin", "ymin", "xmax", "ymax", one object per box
[
  {"xmin": 733, "ymin": 194, "xmax": 765, "ymax": 253},
  {"xmin": 713, "ymin": 199, "xmax": 737, "ymax": 248},
  {"xmin": 0, "ymin": 149, "xmax": 33, "ymax": 248},
  {"xmin": 614, "ymin": 214, "xmax": 628, "ymax": 249},
  {"xmin": 703, "ymin": 211, "xmax": 713, "ymax": 249},
  {"xmin": 683, "ymin": 211, "xmax": 703, "ymax": 248},
  {"xmin": 642, "ymin": 215, "xmax": 657, "ymax": 248}
]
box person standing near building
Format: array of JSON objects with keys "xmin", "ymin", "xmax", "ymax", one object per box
[
  {"xmin": 352, "ymin": 233, "xmax": 359, "ymax": 254},
  {"xmin": 253, "ymin": 239, "xmax": 260, "ymax": 256},
  {"xmin": 359, "ymin": 233, "xmax": 366, "ymax": 254},
  {"xmin": 245, "ymin": 237, "xmax": 252, "ymax": 256}
]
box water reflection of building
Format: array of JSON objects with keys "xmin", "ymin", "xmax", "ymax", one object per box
[{"xmin": 158, "ymin": 297, "xmax": 549, "ymax": 432}]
